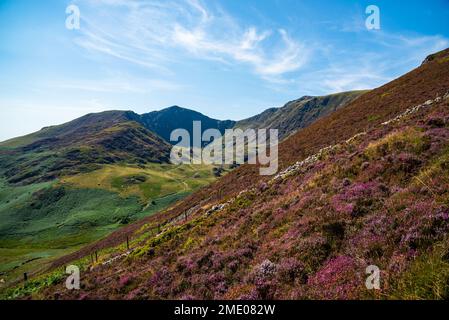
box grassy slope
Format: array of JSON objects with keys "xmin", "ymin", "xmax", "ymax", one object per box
[
  {"xmin": 61, "ymin": 163, "xmax": 217, "ymax": 202},
  {"xmin": 0, "ymin": 163, "xmax": 221, "ymax": 287}
]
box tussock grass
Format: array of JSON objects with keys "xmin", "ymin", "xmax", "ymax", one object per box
[{"xmin": 387, "ymin": 240, "xmax": 449, "ymax": 300}]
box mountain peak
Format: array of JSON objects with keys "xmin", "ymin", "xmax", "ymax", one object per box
[{"xmin": 140, "ymin": 106, "xmax": 236, "ymax": 143}]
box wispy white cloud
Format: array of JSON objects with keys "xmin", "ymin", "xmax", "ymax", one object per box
[
  {"xmin": 74, "ymin": 0, "xmax": 310, "ymax": 81},
  {"xmin": 72, "ymin": 0, "xmax": 448, "ymax": 95},
  {"xmin": 271, "ymin": 32, "xmax": 449, "ymax": 95}
]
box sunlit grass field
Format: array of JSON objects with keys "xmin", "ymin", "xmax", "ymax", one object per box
[
  {"xmin": 0, "ymin": 163, "xmax": 223, "ymax": 287},
  {"xmin": 61, "ymin": 163, "xmax": 217, "ymax": 201}
]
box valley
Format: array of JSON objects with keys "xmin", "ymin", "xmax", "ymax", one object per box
[{"xmin": 0, "ymin": 163, "xmax": 222, "ymax": 287}]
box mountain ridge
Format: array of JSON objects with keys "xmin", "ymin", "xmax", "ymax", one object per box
[{"xmin": 236, "ymin": 90, "xmax": 367, "ymax": 140}]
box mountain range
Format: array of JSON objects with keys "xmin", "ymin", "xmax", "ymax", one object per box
[{"xmin": 0, "ymin": 90, "xmax": 365, "ymax": 186}]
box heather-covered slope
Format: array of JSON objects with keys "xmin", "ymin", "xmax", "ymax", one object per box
[
  {"xmin": 30, "ymin": 89, "xmax": 449, "ymax": 300},
  {"xmin": 177, "ymin": 48, "xmax": 449, "ymax": 206},
  {"xmin": 10, "ymin": 48, "xmax": 449, "ymax": 300},
  {"xmin": 236, "ymin": 90, "xmax": 367, "ymax": 140}
]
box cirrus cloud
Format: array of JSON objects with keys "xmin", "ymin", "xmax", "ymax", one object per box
[{"xmin": 73, "ymin": 0, "xmax": 310, "ymax": 82}]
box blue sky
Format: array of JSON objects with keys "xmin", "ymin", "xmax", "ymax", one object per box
[{"xmin": 1, "ymin": 0, "xmax": 449, "ymax": 141}]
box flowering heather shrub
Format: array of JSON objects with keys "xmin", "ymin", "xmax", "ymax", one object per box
[
  {"xmin": 176, "ymin": 271, "xmax": 227, "ymax": 299},
  {"xmin": 295, "ymin": 191, "xmax": 319, "ymax": 211},
  {"xmin": 387, "ymin": 252, "xmax": 410, "ymax": 275},
  {"xmin": 258, "ymin": 182, "xmax": 269, "ymax": 192},
  {"xmin": 149, "ymin": 267, "xmax": 174, "ymax": 297},
  {"xmin": 78, "ymin": 293, "xmax": 89, "ymax": 300},
  {"xmin": 277, "ymin": 258, "xmax": 306, "ymax": 284},
  {"xmin": 118, "ymin": 274, "xmax": 133, "ymax": 289},
  {"xmin": 342, "ymin": 178, "xmax": 351, "ymax": 187},
  {"xmin": 359, "ymin": 161, "xmax": 386, "ymax": 181},
  {"xmin": 237, "ymin": 288, "xmax": 260, "ymax": 300},
  {"xmin": 196, "ymin": 250, "xmax": 214, "ymax": 270},
  {"xmin": 425, "ymin": 127, "xmax": 449, "ymax": 139},
  {"xmin": 393, "ymin": 152, "xmax": 422, "ymax": 175},
  {"xmin": 331, "ymin": 181, "xmax": 385, "ymax": 217},
  {"xmin": 175, "ymin": 256, "xmax": 196, "ymax": 276},
  {"xmin": 125, "ymin": 286, "xmax": 146, "ymax": 300},
  {"xmin": 307, "ymin": 255, "xmax": 364, "ymax": 300},
  {"xmin": 424, "ymin": 127, "xmax": 449, "ymax": 155},
  {"xmin": 179, "ymin": 294, "xmax": 198, "ymax": 300},
  {"xmin": 235, "ymin": 245, "xmax": 256, "ymax": 260},
  {"xmin": 295, "ymin": 234, "xmax": 331, "ymax": 271},
  {"xmin": 348, "ymin": 181, "xmax": 382, "ymax": 197},
  {"xmin": 426, "ymin": 114, "xmax": 447, "ymax": 128},
  {"xmin": 331, "ymin": 198, "xmax": 355, "ymax": 215},
  {"xmin": 255, "ymin": 259, "xmax": 277, "ymax": 279},
  {"xmin": 400, "ymin": 203, "xmax": 449, "ymax": 250},
  {"xmin": 226, "ymin": 259, "xmax": 239, "ymax": 273},
  {"xmin": 348, "ymin": 212, "xmax": 392, "ymax": 260},
  {"xmin": 246, "ymin": 260, "xmax": 278, "ymax": 300}
]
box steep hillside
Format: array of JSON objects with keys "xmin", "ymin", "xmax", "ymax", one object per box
[
  {"xmin": 178, "ymin": 48, "xmax": 449, "ymax": 206},
  {"xmin": 16, "ymin": 48, "xmax": 449, "ymax": 300},
  {"xmin": 0, "ymin": 111, "xmax": 147, "ymax": 151},
  {"xmin": 236, "ymin": 90, "xmax": 367, "ymax": 140}
]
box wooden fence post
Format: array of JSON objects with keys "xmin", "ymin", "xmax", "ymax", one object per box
[
  {"xmin": 126, "ymin": 236, "xmax": 130, "ymax": 250},
  {"xmin": 95, "ymin": 251, "xmax": 98, "ymax": 262},
  {"xmin": 23, "ymin": 272, "xmax": 28, "ymax": 283}
]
